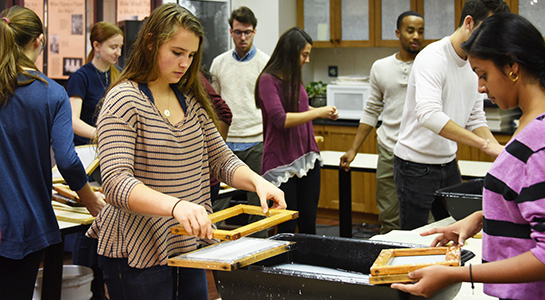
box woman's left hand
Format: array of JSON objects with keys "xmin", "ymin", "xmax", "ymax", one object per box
[
  {"xmin": 230, "ymin": 166, "xmax": 287, "ymax": 212},
  {"xmin": 255, "ymin": 180, "xmax": 286, "ymax": 212},
  {"xmin": 391, "ymin": 265, "xmax": 460, "ymax": 298}
]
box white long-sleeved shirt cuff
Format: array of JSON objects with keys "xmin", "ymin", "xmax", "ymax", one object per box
[
  {"xmin": 421, "ymin": 111, "xmax": 451, "ymax": 134},
  {"xmin": 359, "ymin": 113, "xmax": 379, "ymax": 127}
]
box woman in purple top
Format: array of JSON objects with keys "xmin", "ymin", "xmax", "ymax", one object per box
[
  {"xmin": 255, "ymin": 27, "xmax": 338, "ymax": 234},
  {"xmin": 392, "ymin": 13, "xmax": 545, "ymax": 299}
]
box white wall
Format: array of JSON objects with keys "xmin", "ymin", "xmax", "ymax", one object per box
[{"xmin": 308, "ymin": 47, "xmax": 397, "ymax": 84}]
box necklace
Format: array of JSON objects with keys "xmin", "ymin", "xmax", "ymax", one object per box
[
  {"xmin": 155, "ymin": 90, "xmax": 171, "ymax": 118},
  {"xmin": 163, "ymin": 92, "xmax": 171, "ymax": 117},
  {"xmin": 94, "ymin": 66, "xmax": 109, "ymax": 92}
]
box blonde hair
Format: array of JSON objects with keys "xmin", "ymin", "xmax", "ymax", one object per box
[
  {"xmin": 87, "ymin": 21, "xmax": 124, "ymax": 83},
  {"xmin": 112, "ymin": 3, "xmax": 217, "ymax": 124},
  {"xmin": 0, "ymin": 6, "xmax": 46, "ymax": 105}
]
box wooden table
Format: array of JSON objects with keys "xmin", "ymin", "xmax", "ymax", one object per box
[
  {"xmin": 319, "ymin": 151, "xmax": 493, "ymax": 238},
  {"xmin": 41, "ymin": 203, "xmax": 94, "ymax": 300}
]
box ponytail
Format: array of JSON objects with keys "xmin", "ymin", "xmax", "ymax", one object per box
[
  {"xmin": 0, "ymin": 6, "xmax": 46, "ymax": 105},
  {"xmin": 0, "ymin": 13, "xmax": 19, "ymax": 105}
]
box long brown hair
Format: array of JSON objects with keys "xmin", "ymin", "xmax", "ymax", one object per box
[
  {"xmin": 87, "ymin": 21, "xmax": 123, "ymax": 83},
  {"xmin": 111, "ymin": 3, "xmax": 217, "ymax": 125},
  {"xmin": 0, "ymin": 6, "xmax": 46, "ymax": 105},
  {"xmin": 255, "ymin": 27, "xmax": 312, "ymax": 112}
]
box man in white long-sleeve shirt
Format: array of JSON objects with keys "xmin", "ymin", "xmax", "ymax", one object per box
[
  {"xmin": 340, "ymin": 11, "xmax": 424, "ymax": 234},
  {"xmin": 393, "ymin": 0, "xmax": 509, "ymax": 230}
]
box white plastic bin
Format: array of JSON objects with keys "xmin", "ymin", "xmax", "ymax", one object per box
[{"xmin": 33, "ymin": 265, "xmax": 93, "ymax": 300}]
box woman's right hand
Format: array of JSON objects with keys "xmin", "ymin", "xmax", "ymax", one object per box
[
  {"xmin": 316, "ymin": 105, "xmax": 339, "ymax": 120},
  {"xmin": 420, "ymin": 211, "xmax": 483, "ymax": 246},
  {"xmin": 172, "ymin": 200, "xmax": 213, "ymax": 239},
  {"xmin": 483, "ymin": 142, "xmax": 504, "ymax": 158}
]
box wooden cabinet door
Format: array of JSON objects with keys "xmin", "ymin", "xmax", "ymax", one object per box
[
  {"xmin": 416, "ymin": 0, "xmax": 462, "ymax": 45},
  {"xmin": 374, "ymin": 0, "xmax": 417, "ymax": 47},
  {"xmin": 334, "ymin": 0, "xmax": 375, "ymax": 47},
  {"xmin": 298, "ymin": 0, "xmax": 336, "ymax": 48},
  {"xmin": 298, "ymin": 0, "xmax": 374, "ymax": 48},
  {"xmin": 510, "ymin": 0, "xmax": 545, "ymax": 38}
]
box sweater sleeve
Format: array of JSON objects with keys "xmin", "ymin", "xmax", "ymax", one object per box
[
  {"xmin": 66, "ymin": 68, "xmax": 88, "ymax": 99},
  {"xmin": 413, "ymin": 52, "xmax": 451, "ymax": 134},
  {"xmin": 359, "ymin": 61, "xmax": 383, "ymax": 127},
  {"xmin": 522, "ymin": 152, "xmax": 545, "ymax": 264},
  {"xmin": 96, "ymin": 88, "xmax": 141, "ymax": 210},
  {"xmin": 50, "ymin": 87, "xmax": 88, "ymax": 191},
  {"xmin": 257, "ymin": 74, "xmax": 286, "ymax": 129},
  {"xmin": 465, "ymin": 93, "xmax": 488, "ymax": 132},
  {"xmin": 200, "ymin": 73, "xmax": 232, "ymax": 126},
  {"xmin": 202, "ymin": 106, "xmax": 245, "ymax": 186}
]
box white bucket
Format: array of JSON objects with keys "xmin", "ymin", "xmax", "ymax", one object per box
[{"xmin": 33, "ymin": 265, "xmax": 93, "ymax": 300}]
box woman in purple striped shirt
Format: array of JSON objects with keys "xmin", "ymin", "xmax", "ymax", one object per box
[{"xmin": 392, "ymin": 13, "xmax": 545, "ymax": 299}]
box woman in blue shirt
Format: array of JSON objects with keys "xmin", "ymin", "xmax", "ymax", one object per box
[
  {"xmin": 0, "ymin": 6, "xmax": 104, "ymax": 299},
  {"xmin": 66, "ymin": 22, "xmax": 124, "ymax": 146}
]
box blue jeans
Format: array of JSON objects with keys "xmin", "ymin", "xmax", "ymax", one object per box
[
  {"xmin": 98, "ymin": 256, "xmax": 207, "ymax": 300},
  {"xmin": 393, "ymin": 156, "xmax": 461, "ymax": 230}
]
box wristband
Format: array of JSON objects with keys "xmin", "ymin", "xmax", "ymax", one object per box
[
  {"xmin": 469, "ymin": 263, "xmax": 474, "ymax": 294},
  {"xmin": 171, "ymin": 199, "xmax": 183, "ymax": 217}
]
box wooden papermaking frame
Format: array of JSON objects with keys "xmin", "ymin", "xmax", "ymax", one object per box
[
  {"xmin": 171, "ymin": 204, "xmax": 299, "ymax": 240},
  {"xmin": 369, "ymin": 245, "xmax": 461, "ymax": 284}
]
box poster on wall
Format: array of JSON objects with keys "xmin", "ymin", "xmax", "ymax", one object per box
[
  {"xmin": 117, "ymin": 0, "xmax": 151, "ymax": 22},
  {"xmin": 180, "ymin": 0, "xmax": 230, "ymax": 71},
  {"xmin": 24, "ymin": 0, "xmax": 44, "ymax": 73},
  {"xmin": 47, "ymin": 0, "xmax": 86, "ymax": 79}
]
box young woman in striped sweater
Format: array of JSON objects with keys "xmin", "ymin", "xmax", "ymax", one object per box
[{"xmin": 88, "ymin": 4, "xmax": 285, "ymax": 300}]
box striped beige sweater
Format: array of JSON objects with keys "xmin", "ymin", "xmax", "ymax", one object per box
[{"xmin": 87, "ymin": 80, "xmax": 244, "ymax": 268}]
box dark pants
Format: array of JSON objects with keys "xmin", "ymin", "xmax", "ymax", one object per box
[
  {"xmin": 210, "ymin": 182, "xmax": 220, "ymax": 202},
  {"xmin": 393, "ymin": 156, "xmax": 461, "ymax": 230},
  {"xmin": 233, "ymin": 142, "xmax": 268, "ymax": 237},
  {"xmin": 232, "ymin": 142, "xmax": 263, "ymax": 210},
  {"xmin": 73, "ymin": 234, "xmax": 105, "ymax": 300},
  {"xmin": 98, "ymin": 256, "xmax": 207, "ymax": 300},
  {"xmin": 277, "ymin": 160, "xmax": 321, "ymax": 234},
  {"xmin": 0, "ymin": 249, "xmax": 44, "ymax": 300}
]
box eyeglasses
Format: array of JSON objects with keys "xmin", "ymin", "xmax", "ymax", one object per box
[{"xmin": 232, "ymin": 30, "xmax": 255, "ymax": 37}]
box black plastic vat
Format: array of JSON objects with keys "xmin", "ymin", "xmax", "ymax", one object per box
[
  {"xmin": 436, "ymin": 179, "xmax": 484, "ymax": 221},
  {"xmin": 214, "ymin": 233, "xmax": 474, "ymax": 300}
]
